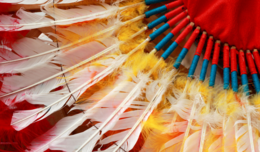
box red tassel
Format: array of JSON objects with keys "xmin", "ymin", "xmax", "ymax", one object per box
[
  {"xmin": 238, "ymin": 50, "xmax": 247, "ymax": 75},
  {"xmin": 184, "ymin": 26, "xmax": 200, "ymax": 49},
  {"xmin": 223, "ymin": 44, "xmax": 230, "ymax": 68},
  {"xmin": 175, "ymin": 22, "xmax": 194, "ymax": 44},
  {"xmin": 230, "ymin": 47, "xmax": 237, "ymax": 72},
  {"xmin": 246, "ymin": 50, "xmax": 257, "ymax": 75},
  {"xmin": 203, "ymin": 36, "xmax": 214, "ymax": 60},
  {"xmin": 194, "ymin": 31, "xmax": 207, "ymax": 56},
  {"xmin": 212, "ymin": 40, "xmax": 221, "ymax": 65},
  {"xmin": 252, "ymin": 49, "xmax": 260, "ymax": 73}
]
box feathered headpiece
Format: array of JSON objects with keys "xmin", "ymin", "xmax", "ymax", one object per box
[{"xmin": 1, "ymin": 0, "xmax": 260, "ymax": 151}]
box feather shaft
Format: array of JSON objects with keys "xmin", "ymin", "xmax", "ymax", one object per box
[
  {"xmin": 75, "ymin": 56, "xmax": 162, "ymax": 152},
  {"xmin": 0, "ymin": 18, "xmax": 147, "ymax": 99},
  {"xmin": 0, "ymin": 14, "xmax": 145, "ymax": 64},
  {"xmin": 180, "ymin": 92, "xmax": 201, "ymax": 151},
  {"xmin": 75, "ymin": 77, "xmax": 148, "ymax": 152},
  {"xmin": 112, "ymin": 68, "xmax": 176, "ymax": 152},
  {"xmin": 245, "ymin": 103, "xmax": 256, "ymax": 152},
  {"xmin": 11, "ymin": 37, "xmax": 150, "ymax": 129},
  {"xmin": 0, "ymin": 44, "xmax": 117, "ymax": 98},
  {"xmin": 199, "ymin": 93, "xmax": 212, "ymax": 152},
  {"xmin": 0, "ymin": 2, "xmax": 144, "ymax": 31}
]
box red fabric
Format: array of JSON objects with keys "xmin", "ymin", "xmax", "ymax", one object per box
[
  {"xmin": 170, "ymin": 17, "xmax": 189, "ymax": 35},
  {"xmin": 167, "ymin": 11, "xmax": 187, "ymax": 27},
  {"xmin": 230, "ymin": 48, "xmax": 237, "ymax": 72},
  {"xmin": 184, "ymin": 28, "xmax": 200, "ymax": 49},
  {"xmin": 239, "ymin": 51, "xmax": 247, "ymax": 75},
  {"xmin": 246, "ymin": 51, "xmax": 257, "ymax": 74},
  {"xmin": 212, "ymin": 42, "xmax": 221, "ymax": 65},
  {"xmin": 165, "ymin": 0, "xmax": 183, "ymax": 10},
  {"xmin": 203, "ymin": 37, "xmax": 213, "ymax": 60},
  {"xmin": 165, "ymin": 6, "xmax": 184, "ymax": 20},
  {"xmin": 223, "ymin": 45, "xmax": 230, "ymax": 68},
  {"xmin": 175, "ymin": 24, "xmax": 193, "ymax": 44},
  {"xmin": 194, "ymin": 32, "xmax": 207, "ymax": 56},
  {"xmin": 182, "ymin": 0, "xmax": 260, "ymax": 50},
  {"xmin": 253, "ymin": 50, "xmax": 260, "ymax": 73}
]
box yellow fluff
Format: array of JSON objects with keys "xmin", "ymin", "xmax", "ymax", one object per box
[
  {"xmin": 251, "ymin": 94, "xmax": 260, "ymax": 113},
  {"xmin": 214, "ymin": 89, "xmax": 241, "ymax": 117}
]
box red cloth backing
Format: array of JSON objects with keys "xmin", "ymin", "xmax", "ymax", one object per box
[{"xmin": 182, "ymin": 0, "xmax": 260, "ymax": 50}]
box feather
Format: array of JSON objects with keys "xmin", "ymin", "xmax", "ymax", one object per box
[
  {"xmin": 0, "ymin": 14, "xmax": 145, "ymax": 65},
  {"xmin": 168, "ymin": 80, "xmax": 208, "ymax": 152},
  {"xmin": 74, "ymin": 75, "xmax": 150, "ymax": 152},
  {"xmin": 111, "ymin": 68, "xmax": 176, "ymax": 152},
  {"xmin": 183, "ymin": 131, "xmax": 201, "ymax": 152},
  {"xmin": 0, "ymin": 36, "xmax": 117, "ymax": 99},
  {"xmin": 27, "ymin": 50, "xmax": 160, "ymax": 152},
  {"xmin": 26, "ymin": 73, "xmax": 130, "ymax": 152},
  {"xmin": 0, "ymin": 18, "xmax": 117, "ymax": 65},
  {"xmin": 0, "ymin": 0, "xmax": 65, "ymax": 4},
  {"xmin": 0, "ymin": 2, "xmax": 143, "ymax": 31},
  {"xmin": 73, "ymin": 50, "xmax": 166, "ymax": 152},
  {"xmin": 0, "ymin": 99, "xmax": 54, "ymax": 151},
  {"xmin": 223, "ymin": 117, "xmax": 237, "ymax": 152},
  {"xmin": 198, "ymin": 94, "xmax": 212, "ymax": 152},
  {"xmin": 208, "ymin": 137, "xmax": 222, "ymax": 152},
  {"xmin": 0, "ymin": 0, "xmax": 125, "ymax": 4},
  {"xmin": 235, "ymin": 116, "xmax": 258, "ymax": 152},
  {"xmin": 233, "ymin": 95, "xmax": 259, "ymax": 152},
  {"xmin": 10, "ymin": 37, "xmax": 149, "ymax": 131},
  {"xmin": 10, "ymin": 55, "xmax": 121, "ymax": 131}
]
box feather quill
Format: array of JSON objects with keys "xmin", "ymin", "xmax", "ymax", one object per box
[
  {"xmin": 112, "ymin": 68, "xmax": 176, "ymax": 152},
  {"xmin": 0, "ymin": 15, "xmax": 145, "ymax": 64},
  {"xmin": 0, "ymin": 2, "xmax": 143, "ymax": 31},
  {"xmin": 26, "ymin": 73, "xmax": 131, "ymax": 152},
  {"xmin": 235, "ymin": 96, "xmax": 258, "ymax": 152},
  {"xmin": 10, "ymin": 37, "xmax": 149, "ymax": 131}
]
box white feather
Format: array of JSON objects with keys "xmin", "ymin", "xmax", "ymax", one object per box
[
  {"xmin": 11, "ymin": 59, "xmax": 111, "ymax": 130},
  {"xmin": 47, "ymin": 80, "xmax": 139, "ymax": 152},
  {"xmin": 0, "ymin": 2, "xmax": 142, "ymax": 31},
  {"xmin": 223, "ymin": 117, "xmax": 237, "ymax": 152},
  {"xmin": 235, "ymin": 119, "xmax": 259, "ymax": 152},
  {"xmin": 183, "ymin": 131, "xmax": 201, "ymax": 152},
  {"xmin": 26, "ymin": 74, "xmax": 129, "ymax": 152},
  {"xmin": 10, "ymin": 36, "xmax": 147, "ymax": 130},
  {"xmin": 0, "ymin": 37, "xmax": 117, "ymax": 98},
  {"xmin": 74, "ymin": 71, "xmax": 151, "ymax": 152},
  {"xmin": 111, "ymin": 69, "xmax": 176, "ymax": 152},
  {"xmin": 42, "ymin": 2, "xmax": 117, "ymax": 21}
]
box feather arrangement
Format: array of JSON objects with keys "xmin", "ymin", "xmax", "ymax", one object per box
[{"xmin": 1, "ymin": 0, "xmax": 260, "ymax": 152}]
